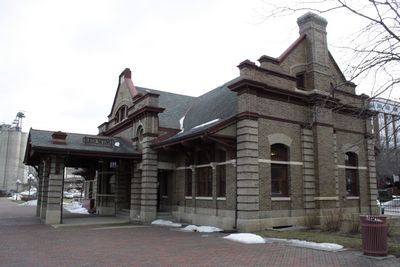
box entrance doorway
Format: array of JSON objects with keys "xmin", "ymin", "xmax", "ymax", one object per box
[{"xmin": 157, "ymin": 170, "xmax": 171, "ymax": 212}]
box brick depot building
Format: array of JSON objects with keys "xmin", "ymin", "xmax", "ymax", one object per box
[{"xmin": 25, "ymin": 12, "xmax": 377, "ymax": 231}]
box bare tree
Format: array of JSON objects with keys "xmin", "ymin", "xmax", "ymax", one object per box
[{"xmin": 267, "ymin": 0, "xmax": 400, "ymax": 99}]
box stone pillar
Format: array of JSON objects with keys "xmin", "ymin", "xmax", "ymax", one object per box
[
  {"xmin": 301, "ymin": 127, "xmax": 316, "ymax": 213},
  {"xmin": 366, "ymin": 138, "xmax": 378, "ymax": 214},
  {"xmin": 130, "ymin": 163, "xmax": 141, "ymax": 219},
  {"xmin": 333, "ymin": 133, "xmax": 339, "ymax": 208},
  {"xmin": 191, "ymin": 166, "xmax": 196, "ymax": 214},
  {"xmin": 36, "ymin": 162, "xmax": 44, "ymax": 217},
  {"xmin": 236, "ymin": 118, "xmax": 260, "ymax": 231},
  {"xmin": 211, "ymin": 163, "xmax": 217, "ymax": 215},
  {"xmin": 45, "ymin": 156, "xmax": 64, "ymax": 224},
  {"xmin": 140, "ymin": 135, "xmax": 158, "ymax": 221},
  {"xmin": 40, "ymin": 159, "xmax": 49, "ymax": 220}
]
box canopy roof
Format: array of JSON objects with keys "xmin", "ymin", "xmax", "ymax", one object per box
[{"xmin": 25, "ymin": 129, "xmax": 141, "ymax": 167}]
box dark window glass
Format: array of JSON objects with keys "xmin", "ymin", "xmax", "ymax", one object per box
[
  {"xmin": 196, "ymin": 151, "xmax": 212, "ymax": 197},
  {"xmin": 345, "ymin": 152, "xmax": 359, "ymax": 196},
  {"xmin": 185, "ymin": 168, "xmax": 192, "ymax": 196},
  {"xmin": 271, "ymin": 144, "xmax": 289, "ymax": 197},
  {"xmin": 216, "ymin": 149, "xmax": 226, "ymax": 197},
  {"xmin": 296, "ymin": 73, "xmax": 305, "ymax": 89}
]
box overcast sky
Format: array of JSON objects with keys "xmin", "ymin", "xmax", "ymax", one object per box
[{"xmin": 0, "ymin": 0, "xmax": 382, "ymax": 134}]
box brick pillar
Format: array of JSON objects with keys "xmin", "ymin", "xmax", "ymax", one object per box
[
  {"xmin": 312, "ymin": 106, "xmax": 336, "ymax": 210},
  {"xmin": 302, "ymin": 128, "xmax": 316, "ymax": 213},
  {"xmin": 236, "ymin": 118, "xmax": 259, "ymax": 231},
  {"xmin": 45, "ymin": 156, "xmax": 64, "ymax": 224},
  {"xmin": 130, "ymin": 163, "xmax": 141, "ymax": 219},
  {"xmin": 36, "ymin": 162, "xmax": 44, "ymax": 217},
  {"xmin": 140, "ymin": 135, "xmax": 158, "ymax": 222}
]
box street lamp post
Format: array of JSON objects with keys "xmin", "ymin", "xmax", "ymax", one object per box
[{"xmin": 15, "ymin": 179, "xmax": 21, "ymax": 200}]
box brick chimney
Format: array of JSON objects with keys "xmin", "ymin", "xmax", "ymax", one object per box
[
  {"xmin": 52, "ymin": 131, "xmax": 67, "ymax": 144},
  {"xmin": 120, "ymin": 68, "xmax": 138, "ymax": 98},
  {"xmin": 297, "ymin": 12, "xmax": 330, "ymax": 90}
]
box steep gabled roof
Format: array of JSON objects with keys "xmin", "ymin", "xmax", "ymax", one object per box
[{"xmin": 108, "ymin": 68, "xmax": 138, "ymax": 118}]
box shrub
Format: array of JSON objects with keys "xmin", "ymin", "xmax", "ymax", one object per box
[
  {"xmin": 346, "ymin": 214, "xmax": 360, "ymax": 234},
  {"xmin": 322, "ymin": 209, "xmax": 343, "ymax": 232},
  {"xmin": 304, "ymin": 213, "xmax": 319, "ymax": 229}
]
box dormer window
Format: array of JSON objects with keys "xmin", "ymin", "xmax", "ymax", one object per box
[
  {"xmin": 115, "ymin": 105, "xmax": 128, "ymax": 123},
  {"xmin": 296, "ymin": 73, "xmax": 305, "ymax": 89}
]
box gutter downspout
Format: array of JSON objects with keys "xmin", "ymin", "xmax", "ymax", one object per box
[{"xmin": 234, "ymin": 160, "xmax": 238, "ymax": 230}]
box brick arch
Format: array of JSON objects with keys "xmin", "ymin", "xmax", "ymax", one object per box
[
  {"xmin": 267, "ymin": 133, "xmax": 293, "ymax": 147},
  {"xmin": 341, "ymin": 143, "xmax": 360, "ymax": 155}
]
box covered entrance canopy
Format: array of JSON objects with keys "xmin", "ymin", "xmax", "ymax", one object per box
[{"xmin": 24, "ymin": 129, "xmax": 141, "ymax": 225}]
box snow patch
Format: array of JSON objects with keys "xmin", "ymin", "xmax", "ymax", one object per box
[
  {"xmin": 151, "ymin": 219, "xmax": 182, "ymax": 227},
  {"xmin": 179, "ymin": 116, "xmax": 185, "ymax": 131},
  {"xmin": 181, "ymin": 225, "xmax": 222, "ymax": 233},
  {"xmin": 8, "ymin": 194, "xmax": 21, "ymax": 200},
  {"xmin": 192, "ymin": 119, "xmax": 220, "ymax": 129},
  {"xmin": 19, "ymin": 200, "xmax": 37, "ymax": 206},
  {"xmin": 264, "ymin": 237, "xmax": 343, "ymax": 251},
  {"xmin": 63, "ymin": 201, "xmax": 89, "ymax": 214},
  {"xmin": 223, "ymin": 233, "xmax": 265, "ymax": 244}
]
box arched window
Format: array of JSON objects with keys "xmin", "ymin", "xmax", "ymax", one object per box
[
  {"xmin": 196, "ymin": 151, "xmax": 212, "ymax": 197},
  {"xmin": 136, "ymin": 126, "xmax": 144, "ymax": 150},
  {"xmin": 137, "ymin": 126, "xmax": 144, "ymax": 143},
  {"xmin": 115, "ymin": 105, "xmax": 128, "ymax": 123},
  {"xmin": 345, "ymin": 152, "xmax": 359, "ymax": 196},
  {"xmin": 271, "ymin": 144, "xmax": 289, "ymax": 197}
]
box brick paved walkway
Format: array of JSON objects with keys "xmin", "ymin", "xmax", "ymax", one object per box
[{"xmin": 1, "ymin": 198, "xmax": 399, "ymax": 267}]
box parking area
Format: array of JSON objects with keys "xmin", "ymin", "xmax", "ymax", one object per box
[{"xmin": 1, "ymin": 198, "xmax": 399, "ymax": 267}]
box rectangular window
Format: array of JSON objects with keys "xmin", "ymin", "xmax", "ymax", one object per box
[
  {"xmin": 271, "ymin": 164, "xmax": 288, "ymax": 196},
  {"xmin": 296, "ymin": 73, "xmax": 305, "ymax": 89},
  {"xmin": 185, "ymin": 169, "xmax": 192, "ymax": 196},
  {"xmin": 197, "ymin": 167, "xmax": 212, "ymax": 197},
  {"xmin": 217, "ymin": 165, "xmax": 226, "ymax": 197},
  {"xmin": 216, "ymin": 150, "xmax": 227, "ymax": 198},
  {"xmin": 345, "ymin": 169, "xmax": 358, "ymax": 196}
]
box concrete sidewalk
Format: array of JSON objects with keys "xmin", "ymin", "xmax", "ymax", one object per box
[{"xmin": 1, "ymin": 198, "xmax": 399, "ymax": 267}]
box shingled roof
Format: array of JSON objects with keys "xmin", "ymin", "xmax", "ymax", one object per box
[
  {"xmin": 153, "ymin": 78, "xmax": 239, "ymax": 146},
  {"xmin": 136, "ymin": 87, "xmax": 195, "ymax": 130},
  {"xmin": 25, "ymin": 129, "xmax": 140, "ymax": 165}
]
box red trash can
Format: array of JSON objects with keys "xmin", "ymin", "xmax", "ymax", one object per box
[{"xmin": 360, "ymin": 215, "xmax": 387, "ymax": 256}]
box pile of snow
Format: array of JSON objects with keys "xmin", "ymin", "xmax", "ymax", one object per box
[
  {"xmin": 181, "ymin": 225, "xmax": 222, "ymax": 233},
  {"xmin": 151, "ymin": 219, "xmax": 182, "ymax": 227},
  {"xmin": 19, "ymin": 200, "xmax": 37, "ymax": 206},
  {"xmin": 20, "ymin": 188, "xmax": 37, "ymax": 196},
  {"xmin": 8, "ymin": 193, "xmax": 22, "ymax": 200},
  {"xmin": 290, "ymin": 239, "xmax": 343, "ymax": 251},
  {"xmin": 223, "ymin": 233, "xmax": 265, "ymax": 244},
  {"xmin": 264, "ymin": 237, "xmax": 343, "ymax": 251},
  {"xmin": 63, "ymin": 201, "xmax": 89, "ymax": 214}
]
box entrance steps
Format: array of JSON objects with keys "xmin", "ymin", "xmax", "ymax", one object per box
[
  {"xmin": 116, "ymin": 209, "xmax": 130, "ymax": 219},
  {"xmin": 156, "ymin": 211, "xmax": 174, "ymax": 221}
]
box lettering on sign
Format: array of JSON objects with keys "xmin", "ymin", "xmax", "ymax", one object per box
[{"xmin": 83, "ymin": 136, "xmax": 113, "ymax": 146}]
